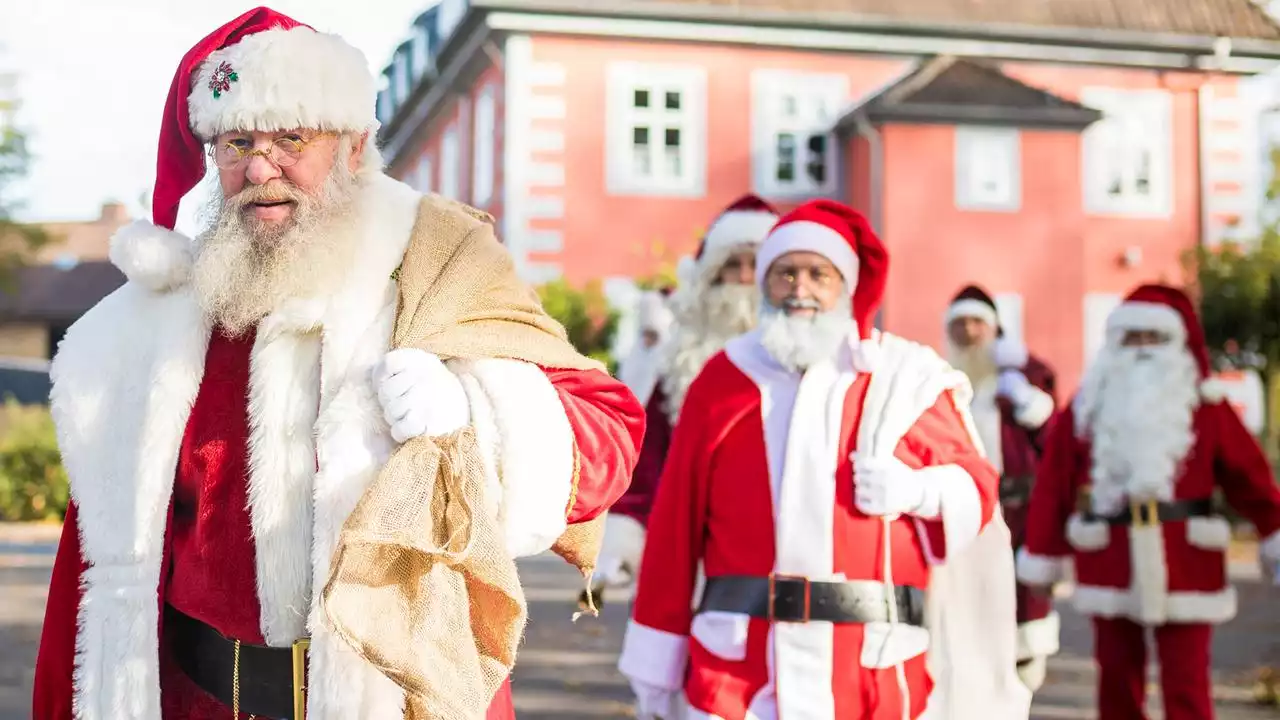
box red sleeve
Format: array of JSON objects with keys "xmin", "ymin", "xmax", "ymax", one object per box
[
  {"xmin": 545, "ymin": 367, "xmax": 646, "ymax": 524},
  {"xmin": 897, "ymin": 390, "xmax": 1001, "ymax": 559},
  {"xmin": 33, "ymin": 503, "xmax": 85, "ymax": 720},
  {"xmin": 1211, "ymin": 402, "xmax": 1280, "ymax": 539},
  {"xmin": 1023, "ymin": 405, "xmax": 1083, "ymax": 559}
]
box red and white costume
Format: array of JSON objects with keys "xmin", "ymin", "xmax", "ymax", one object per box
[
  {"xmin": 619, "ymin": 201, "xmax": 1032, "ymax": 720},
  {"xmin": 1017, "ymin": 284, "xmax": 1280, "ymax": 720},
  {"xmin": 32, "ymin": 9, "xmax": 643, "ymax": 720},
  {"xmin": 598, "ymin": 196, "xmax": 777, "ymax": 591}
]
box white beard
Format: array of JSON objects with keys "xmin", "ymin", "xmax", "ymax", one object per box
[
  {"xmin": 948, "ymin": 339, "xmax": 997, "ymax": 388},
  {"xmin": 191, "ymin": 161, "xmax": 363, "ymax": 336},
  {"xmin": 660, "ymin": 283, "xmax": 759, "ymax": 422},
  {"xmin": 758, "ymin": 301, "xmax": 856, "ymax": 373},
  {"xmin": 1077, "ymin": 344, "xmax": 1200, "ymax": 515},
  {"xmin": 617, "ymin": 343, "xmax": 664, "ymax": 407}
]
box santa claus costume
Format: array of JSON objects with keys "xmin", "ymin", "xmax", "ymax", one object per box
[
  {"xmin": 945, "ymin": 285, "xmax": 1060, "ymax": 689},
  {"xmin": 618, "ymin": 200, "xmax": 1031, "ymax": 720},
  {"xmin": 590, "ymin": 196, "xmax": 777, "ymax": 603},
  {"xmin": 1017, "ymin": 284, "xmax": 1280, "ymax": 720},
  {"xmin": 33, "ymin": 8, "xmax": 642, "ymax": 720}
]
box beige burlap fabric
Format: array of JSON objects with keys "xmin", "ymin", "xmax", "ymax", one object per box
[{"xmin": 322, "ymin": 195, "xmax": 609, "ymax": 719}]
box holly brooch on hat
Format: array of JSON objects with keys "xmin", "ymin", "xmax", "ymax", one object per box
[{"xmin": 208, "ymin": 61, "xmax": 238, "ymax": 99}]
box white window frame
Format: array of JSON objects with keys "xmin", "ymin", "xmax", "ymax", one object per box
[
  {"xmin": 605, "ymin": 62, "xmax": 707, "ymax": 197},
  {"xmin": 392, "ymin": 50, "xmax": 411, "ymax": 106},
  {"xmin": 955, "ymin": 126, "xmax": 1021, "ymax": 212},
  {"xmin": 472, "ymin": 84, "xmax": 496, "ymax": 208},
  {"xmin": 1081, "ymin": 87, "xmax": 1174, "ymax": 218},
  {"xmin": 413, "ymin": 153, "xmax": 434, "ymax": 194},
  {"xmin": 440, "ymin": 124, "xmax": 460, "ymax": 200},
  {"xmin": 751, "ymin": 70, "xmax": 847, "ymax": 198}
]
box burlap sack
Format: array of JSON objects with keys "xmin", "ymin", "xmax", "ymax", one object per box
[{"xmin": 322, "ymin": 195, "xmax": 610, "ymax": 719}]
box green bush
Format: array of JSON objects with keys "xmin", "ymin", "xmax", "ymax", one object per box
[
  {"xmin": 537, "ymin": 279, "xmax": 620, "ymax": 374},
  {"xmin": 0, "ymin": 399, "xmax": 68, "ymax": 522}
]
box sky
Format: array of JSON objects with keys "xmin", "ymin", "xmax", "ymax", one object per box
[{"xmin": 1, "ymin": 0, "xmax": 431, "ymax": 234}]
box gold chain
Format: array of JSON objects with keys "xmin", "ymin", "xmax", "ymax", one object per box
[{"xmin": 232, "ymin": 639, "xmax": 256, "ymax": 720}]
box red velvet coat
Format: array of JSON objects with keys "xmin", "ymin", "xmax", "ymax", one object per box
[
  {"xmin": 1018, "ymin": 396, "xmax": 1280, "ymax": 626},
  {"xmin": 610, "ymin": 385, "xmax": 672, "ymax": 527},
  {"xmin": 618, "ymin": 333, "xmax": 1007, "ymax": 720},
  {"xmin": 32, "ymin": 177, "xmax": 644, "ymax": 720}
]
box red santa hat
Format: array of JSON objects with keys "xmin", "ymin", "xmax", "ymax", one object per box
[
  {"xmin": 107, "ymin": 7, "xmax": 377, "ymax": 291},
  {"xmin": 1105, "ymin": 284, "xmax": 1211, "ymax": 378},
  {"xmin": 754, "ymin": 199, "xmax": 888, "ymax": 340},
  {"xmin": 675, "ymin": 194, "xmax": 779, "ymax": 289},
  {"xmin": 947, "ymin": 284, "xmax": 1003, "ymax": 337}
]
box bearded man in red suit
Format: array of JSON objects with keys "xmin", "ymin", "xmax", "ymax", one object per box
[
  {"xmin": 945, "ymin": 285, "xmax": 1059, "ymax": 690},
  {"xmin": 617, "ymin": 200, "xmax": 1031, "ymax": 720},
  {"xmin": 586, "ymin": 195, "xmax": 777, "ymax": 608},
  {"xmin": 32, "ymin": 8, "xmax": 642, "ymax": 720},
  {"xmin": 1017, "ymin": 284, "xmax": 1280, "ymax": 720}
]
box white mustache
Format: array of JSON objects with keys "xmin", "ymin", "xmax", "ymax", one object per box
[{"xmin": 781, "ymin": 298, "xmax": 822, "ymax": 311}]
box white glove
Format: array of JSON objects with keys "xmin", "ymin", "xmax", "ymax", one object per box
[
  {"xmin": 630, "ymin": 678, "xmax": 677, "ymax": 720},
  {"xmin": 992, "ymin": 337, "xmax": 1028, "ymax": 370},
  {"xmin": 996, "ymin": 369, "xmax": 1034, "ymax": 406},
  {"xmin": 853, "ymin": 454, "xmax": 937, "ymax": 518},
  {"xmin": 375, "ymin": 348, "xmax": 470, "ymax": 442}
]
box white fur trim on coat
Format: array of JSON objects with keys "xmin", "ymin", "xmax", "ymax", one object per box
[
  {"xmin": 1013, "ymin": 385, "xmax": 1055, "ymax": 429},
  {"xmin": 1186, "ymin": 516, "xmax": 1232, "ymax": 551},
  {"xmin": 189, "ymin": 27, "xmax": 377, "ymax": 140},
  {"xmin": 1066, "ymin": 514, "xmax": 1110, "ymax": 552},
  {"xmin": 1015, "ymin": 548, "xmax": 1068, "ymax": 587},
  {"xmin": 1200, "ymin": 378, "xmax": 1231, "ymax": 402},
  {"xmin": 453, "ymin": 358, "xmax": 576, "ymax": 559},
  {"xmin": 1072, "ymin": 584, "xmax": 1237, "ymax": 624},
  {"xmin": 618, "ymin": 621, "xmax": 690, "ymax": 692},
  {"xmin": 754, "ymin": 220, "xmax": 859, "ymax": 288},
  {"xmin": 1016, "ymin": 611, "xmax": 1061, "ymax": 661},
  {"xmin": 108, "ymin": 220, "xmax": 195, "ymax": 292}
]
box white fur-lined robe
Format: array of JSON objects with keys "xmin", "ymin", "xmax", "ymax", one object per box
[
  {"xmin": 618, "ymin": 330, "xmax": 1030, "ymax": 719},
  {"xmin": 32, "ymin": 175, "xmax": 643, "ymax": 720}
]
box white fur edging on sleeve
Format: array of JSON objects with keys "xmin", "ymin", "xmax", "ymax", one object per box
[
  {"xmin": 452, "ymin": 358, "xmax": 574, "ymax": 559},
  {"xmin": 1017, "ymin": 611, "xmax": 1061, "ymax": 660},
  {"xmin": 1015, "ymin": 548, "xmax": 1068, "ymax": 587},
  {"xmin": 108, "ymin": 220, "xmax": 195, "ymax": 292},
  {"xmin": 1261, "ymin": 529, "xmax": 1280, "ymax": 564},
  {"xmin": 1014, "ymin": 386, "xmax": 1056, "ymax": 429},
  {"xmin": 618, "ymin": 621, "xmax": 690, "ymax": 692},
  {"xmin": 917, "ymin": 464, "xmax": 983, "ymax": 558}
]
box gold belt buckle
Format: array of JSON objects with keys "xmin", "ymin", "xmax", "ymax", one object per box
[
  {"xmin": 293, "ymin": 637, "xmax": 311, "ymax": 719},
  {"xmin": 1130, "ymin": 500, "xmax": 1160, "ymax": 528}
]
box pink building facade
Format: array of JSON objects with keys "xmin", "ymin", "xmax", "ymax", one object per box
[{"xmin": 377, "ymin": 0, "xmax": 1280, "ymax": 395}]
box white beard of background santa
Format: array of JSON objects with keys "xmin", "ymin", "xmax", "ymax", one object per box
[
  {"xmin": 1017, "ymin": 284, "xmax": 1280, "ymax": 720},
  {"xmin": 619, "ymin": 199, "xmax": 1031, "ymax": 720}
]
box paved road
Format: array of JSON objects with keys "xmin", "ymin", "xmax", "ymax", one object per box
[{"xmin": 2, "ymin": 524, "xmax": 1277, "ymax": 719}]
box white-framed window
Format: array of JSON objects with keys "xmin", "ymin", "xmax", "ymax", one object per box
[
  {"xmin": 412, "ymin": 154, "xmax": 433, "ymax": 194},
  {"xmin": 1081, "ymin": 87, "xmax": 1174, "ymax": 217},
  {"xmin": 955, "ymin": 126, "xmax": 1021, "ymax": 211},
  {"xmin": 410, "ymin": 24, "xmax": 431, "ymax": 79},
  {"xmin": 472, "ymin": 84, "xmax": 496, "ymax": 207},
  {"xmin": 440, "ymin": 124, "xmax": 460, "ymax": 200},
  {"xmin": 392, "ymin": 50, "xmax": 411, "ymax": 106},
  {"xmin": 436, "ymin": 0, "xmax": 466, "ymax": 44},
  {"xmin": 751, "ymin": 70, "xmax": 847, "ymax": 197},
  {"xmin": 605, "ymin": 62, "xmax": 706, "ymax": 197}
]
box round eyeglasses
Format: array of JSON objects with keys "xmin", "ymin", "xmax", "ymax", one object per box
[{"xmin": 209, "ymin": 133, "xmax": 329, "ymax": 170}]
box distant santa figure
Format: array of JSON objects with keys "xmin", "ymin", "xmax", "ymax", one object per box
[
  {"xmin": 945, "ymin": 284, "xmax": 1060, "ymax": 690},
  {"xmin": 1018, "ymin": 284, "xmax": 1280, "ymax": 720},
  {"xmin": 583, "ymin": 195, "xmax": 777, "ymax": 609}
]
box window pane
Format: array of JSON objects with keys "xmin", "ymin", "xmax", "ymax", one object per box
[
  {"xmin": 781, "ymin": 95, "xmax": 797, "ymax": 118},
  {"xmin": 634, "ymin": 89, "xmax": 650, "ymax": 109},
  {"xmin": 1134, "ymin": 149, "xmax": 1151, "ymax": 195},
  {"xmin": 665, "ymin": 145, "xmax": 682, "ymax": 177},
  {"xmin": 665, "ymin": 128, "xmax": 681, "ymax": 147},
  {"xmin": 634, "ymin": 145, "xmax": 652, "ymax": 176},
  {"xmin": 633, "ymin": 126, "xmax": 650, "ymax": 146},
  {"xmin": 777, "ymin": 133, "xmax": 796, "ymax": 182},
  {"xmin": 806, "ymin": 133, "xmax": 826, "ymax": 184},
  {"xmin": 665, "ymin": 91, "xmax": 681, "ymax": 110}
]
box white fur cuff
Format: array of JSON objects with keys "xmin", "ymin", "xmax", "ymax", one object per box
[
  {"xmin": 108, "ymin": 220, "xmax": 194, "ymax": 292},
  {"xmin": 618, "ymin": 621, "xmax": 690, "ymax": 692},
  {"xmin": 1013, "ymin": 386, "xmax": 1055, "ymax": 429},
  {"xmin": 1261, "ymin": 529, "xmax": 1280, "ymax": 563},
  {"xmin": 1017, "ymin": 612, "xmax": 1061, "ymax": 660},
  {"xmin": 1016, "ymin": 548, "xmax": 1067, "ymax": 586}
]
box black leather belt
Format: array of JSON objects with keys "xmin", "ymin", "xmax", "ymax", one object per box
[
  {"xmin": 165, "ymin": 605, "xmax": 310, "ymax": 719},
  {"xmin": 697, "ymin": 575, "xmax": 926, "ymax": 626},
  {"xmin": 1086, "ymin": 498, "xmax": 1214, "ymax": 527}
]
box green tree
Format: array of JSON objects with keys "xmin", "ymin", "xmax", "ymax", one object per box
[
  {"xmin": 0, "ymin": 70, "xmax": 50, "ymax": 287},
  {"xmin": 537, "ymin": 278, "xmax": 620, "ymax": 372},
  {"xmin": 0, "ymin": 399, "xmax": 67, "ymax": 521}
]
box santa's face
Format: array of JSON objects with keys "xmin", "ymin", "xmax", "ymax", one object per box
[
  {"xmin": 714, "ymin": 249, "xmax": 758, "ymax": 286},
  {"xmin": 947, "ymin": 316, "xmax": 996, "ymax": 349},
  {"xmin": 946, "ymin": 315, "xmax": 997, "ymax": 385},
  {"xmin": 211, "ymin": 128, "xmax": 366, "ymax": 232},
  {"xmin": 1078, "ymin": 332, "xmax": 1199, "ymax": 512},
  {"xmin": 192, "ymin": 133, "xmax": 367, "ymax": 335}
]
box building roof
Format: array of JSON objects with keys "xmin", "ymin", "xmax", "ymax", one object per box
[
  {"xmin": 838, "ymin": 56, "xmax": 1104, "ymax": 129},
  {"xmin": 0, "ymin": 261, "xmax": 125, "ymax": 322},
  {"xmin": 499, "ymin": 0, "xmax": 1280, "ymax": 41}
]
